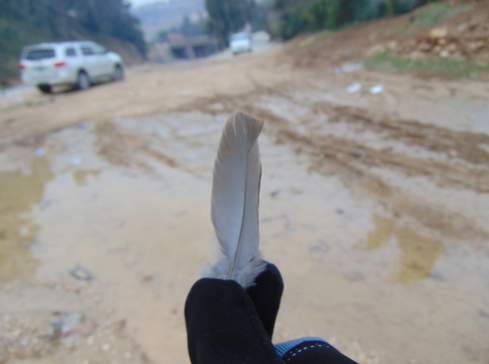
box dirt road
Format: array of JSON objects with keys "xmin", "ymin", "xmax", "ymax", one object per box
[{"xmin": 1, "ymin": 45, "xmax": 488, "ymax": 364}]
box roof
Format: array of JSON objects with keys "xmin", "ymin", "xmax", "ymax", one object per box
[
  {"xmin": 24, "ymin": 41, "xmax": 95, "ymax": 49},
  {"xmin": 167, "ymin": 35, "xmax": 217, "ymax": 48}
]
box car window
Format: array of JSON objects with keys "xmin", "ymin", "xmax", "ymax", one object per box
[
  {"xmin": 92, "ymin": 44, "xmax": 107, "ymax": 55},
  {"xmin": 65, "ymin": 47, "xmax": 77, "ymax": 57},
  {"xmin": 231, "ymin": 34, "xmax": 248, "ymax": 42},
  {"xmin": 23, "ymin": 48, "xmax": 56, "ymax": 60},
  {"xmin": 81, "ymin": 46, "xmax": 95, "ymax": 56}
]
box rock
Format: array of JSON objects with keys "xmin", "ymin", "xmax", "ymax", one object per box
[
  {"xmin": 70, "ymin": 265, "xmax": 94, "ymax": 281},
  {"xmin": 430, "ymin": 27, "xmax": 448, "ymax": 39},
  {"xmin": 49, "ymin": 312, "xmax": 84, "ymax": 338}
]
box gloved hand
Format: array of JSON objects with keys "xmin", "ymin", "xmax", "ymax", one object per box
[
  {"xmin": 184, "ymin": 263, "xmax": 358, "ymax": 364},
  {"xmin": 184, "ymin": 277, "xmax": 283, "ymax": 364}
]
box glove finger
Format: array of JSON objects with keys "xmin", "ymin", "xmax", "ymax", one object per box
[{"xmin": 246, "ymin": 262, "xmax": 284, "ymax": 338}]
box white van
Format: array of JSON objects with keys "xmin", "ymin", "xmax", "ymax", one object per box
[
  {"xmin": 19, "ymin": 41, "xmax": 124, "ymax": 94},
  {"xmin": 230, "ymin": 33, "xmax": 253, "ymax": 55}
]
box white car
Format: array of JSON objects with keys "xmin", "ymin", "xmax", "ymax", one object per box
[
  {"xmin": 19, "ymin": 41, "xmax": 124, "ymax": 94},
  {"xmin": 230, "ymin": 33, "xmax": 253, "ymax": 55}
]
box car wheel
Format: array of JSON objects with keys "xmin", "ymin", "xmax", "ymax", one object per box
[
  {"xmin": 77, "ymin": 71, "xmax": 90, "ymax": 91},
  {"xmin": 113, "ymin": 65, "xmax": 124, "ymax": 82},
  {"xmin": 38, "ymin": 85, "xmax": 52, "ymax": 94}
]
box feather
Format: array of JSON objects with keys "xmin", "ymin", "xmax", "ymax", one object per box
[{"xmin": 206, "ymin": 112, "xmax": 266, "ymax": 287}]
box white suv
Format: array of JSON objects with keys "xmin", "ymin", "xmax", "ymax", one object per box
[
  {"xmin": 230, "ymin": 33, "xmax": 253, "ymax": 55},
  {"xmin": 19, "ymin": 41, "xmax": 124, "ymax": 94}
]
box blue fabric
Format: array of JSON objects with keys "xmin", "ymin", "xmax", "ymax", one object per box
[{"xmin": 274, "ymin": 337, "xmax": 328, "ymax": 358}]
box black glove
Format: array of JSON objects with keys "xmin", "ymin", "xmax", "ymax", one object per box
[
  {"xmin": 184, "ymin": 263, "xmax": 358, "ymax": 364},
  {"xmin": 185, "ymin": 277, "xmax": 284, "ymax": 364},
  {"xmin": 246, "ymin": 263, "xmax": 284, "ymax": 339}
]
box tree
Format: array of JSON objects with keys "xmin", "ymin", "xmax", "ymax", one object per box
[
  {"xmin": 205, "ymin": 0, "xmax": 257, "ymax": 47},
  {"xmin": 269, "ymin": 0, "xmax": 430, "ymax": 39}
]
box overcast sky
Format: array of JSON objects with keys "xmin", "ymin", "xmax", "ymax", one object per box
[{"xmin": 128, "ymin": 0, "xmax": 164, "ymax": 7}]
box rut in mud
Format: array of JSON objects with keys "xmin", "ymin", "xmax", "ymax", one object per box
[{"xmin": 178, "ymin": 86, "xmax": 489, "ymax": 245}]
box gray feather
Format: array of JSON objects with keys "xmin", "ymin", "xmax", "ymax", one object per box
[{"xmin": 206, "ymin": 112, "xmax": 266, "ymax": 287}]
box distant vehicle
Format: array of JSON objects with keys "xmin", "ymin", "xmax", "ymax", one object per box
[
  {"xmin": 19, "ymin": 41, "xmax": 124, "ymax": 94},
  {"xmin": 230, "ymin": 33, "xmax": 252, "ymax": 55}
]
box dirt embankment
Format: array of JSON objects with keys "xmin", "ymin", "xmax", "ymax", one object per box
[{"xmin": 280, "ymin": 0, "xmax": 489, "ymax": 72}]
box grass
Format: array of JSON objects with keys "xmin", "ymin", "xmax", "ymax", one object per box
[
  {"xmin": 410, "ymin": 2, "xmax": 472, "ymax": 29},
  {"xmin": 389, "ymin": 2, "xmax": 473, "ymax": 35},
  {"xmin": 365, "ymin": 51, "xmax": 489, "ymax": 80}
]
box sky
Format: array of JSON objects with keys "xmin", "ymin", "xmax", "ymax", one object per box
[{"xmin": 128, "ymin": 0, "xmax": 165, "ymax": 7}]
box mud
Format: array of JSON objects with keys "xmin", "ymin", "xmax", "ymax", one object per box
[{"xmin": 0, "ymin": 46, "xmax": 488, "ymax": 364}]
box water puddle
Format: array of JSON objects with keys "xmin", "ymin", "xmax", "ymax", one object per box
[
  {"xmin": 0, "ymin": 157, "xmax": 53, "ymax": 281},
  {"xmin": 72, "ymin": 169, "xmax": 101, "ymax": 187},
  {"xmin": 366, "ymin": 215, "xmax": 445, "ymax": 283}
]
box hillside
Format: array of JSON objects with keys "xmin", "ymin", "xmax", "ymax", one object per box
[
  {"xmin": 280, "ymin": 0, "xmax": 489, "ymax": 79},
  {"xmin": 0, "ymin": 0, "xmax": 146, "ymax": 84},
  {"xmin": 132, "ymin": 0, "xmax": 205, "ymax": 41}
]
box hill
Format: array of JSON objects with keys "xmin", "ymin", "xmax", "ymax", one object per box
[{"xmin": 132, "ymin": 0, "xmax": 205, "ymax": 41}]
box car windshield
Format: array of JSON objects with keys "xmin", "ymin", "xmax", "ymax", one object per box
[
  {"xmin": 23, "ymin": 48, "xmax": 56, "ymax": 60},
  {"xmin": 231, "ymin": 34, "xmax": 248, "ymax": 42}
]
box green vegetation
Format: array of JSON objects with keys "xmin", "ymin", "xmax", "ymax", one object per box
[
  {"xmin": 0, "ymin": 0, "xmax": 146, "ymax": 83},
  {"xmin": 365, "ymin": 51, "xmax": 489, "ymax": 79},
  {"xmin": 268, "ymin": 0, "xmax": 440, "ymax": 40}
]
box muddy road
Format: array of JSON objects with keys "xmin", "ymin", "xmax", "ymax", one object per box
[{"xmin": 1, "ymin": 48, "xmax": 488, "ymax": 364}]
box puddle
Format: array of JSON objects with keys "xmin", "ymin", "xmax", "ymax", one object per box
[
  {"xmin": 366, "ymin": 215, "xmax": 445, "ymax": 283},
  {"xmin": 0, "ymin": 157, "xmax": 54, "ymax": 281},
  {"xmin": 72, "ymin": 169, "xmax": 101, "ymax": 187}
]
